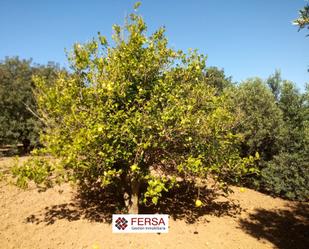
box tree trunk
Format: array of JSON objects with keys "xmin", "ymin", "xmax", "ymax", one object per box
[
  {"xmin": 124, "ymin": 179, "xmax": 140, "ymax": 214},
  {"xmin": 22, "ymin": 138, "xmax": 30, "ymax": 154}
]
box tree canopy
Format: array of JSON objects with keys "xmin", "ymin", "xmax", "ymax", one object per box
[{"xmin": 12, "ymin": 6, "xmax": 257, "ymax": 213}]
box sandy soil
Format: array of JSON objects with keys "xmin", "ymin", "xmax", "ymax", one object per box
[{"xmin": 0, "ymin": 156, "xmax": 308, "ymax": 249}]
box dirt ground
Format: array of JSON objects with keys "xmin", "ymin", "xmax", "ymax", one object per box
[{"xmin": 0, "ymin": 156, "xmax": 308, "ymax": 249}]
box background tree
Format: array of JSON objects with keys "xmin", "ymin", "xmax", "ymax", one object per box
[
  {"xmin": 231, "ymin": 71, "xmax": 309, "ymax": 201},
  {"xmin": 261, "ymin": 80, "xmax": 309, "ymax": 200},
  {"xmin": 0, "ymin": 57, "xmax": 60, "ymax": 153},
  {"xmin": 293, "ymin": 3, "xmax": 309, "ymax": 35},
  {"xmin": 204, "ymin": 66, "xmax": 233, "ymax": 93},
  {"xmin": 266, "ymin": 70, "xmax": 282, "ymax": 102},
  {"xmin": 229, "ymin": 78, "xmax": 284, "ymax": 162},
  {"xmin": 279, "ymin": 81, "xmax": 305, "ymax": 152},
  {"xmin": 13, "ymin": 5, "xmax": 257, "ymax": 213}
]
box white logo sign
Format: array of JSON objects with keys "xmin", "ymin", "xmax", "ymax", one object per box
[{"xmin": 112, "ymin": 214, "xmax": 169, "ymax": 233}]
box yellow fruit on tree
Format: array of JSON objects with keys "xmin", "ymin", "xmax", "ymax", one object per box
[
  {"xmin": 195, "ymin": 199, "xmax": 202, "ymax": 207},
  {"xmin": 131, "ymin": 164, "xmax": 138, "ymax": 171}
]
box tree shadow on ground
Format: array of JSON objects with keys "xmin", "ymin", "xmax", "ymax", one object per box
[
  {"xmin": 140, "ymin": 181, "xmax": 242, "ymax": 223},
  {"xmin": 0, "ymin": 144, "xmax": 31, "ymax": 157},
  {"xmin": 25, "ymin": 184, "xmax": 124, "ymax": 225},
  {"xmin": 238, "ymin": 202, "xmax": 309, "ymax": 249},
  {"xmin": 25, "ymin": 181, "xmax": 241, "ymax": 225}
]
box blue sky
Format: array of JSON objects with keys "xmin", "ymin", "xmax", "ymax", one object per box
[{"xmin": 1, "ymin": 0, "xmax": 308, "ymax": 89}]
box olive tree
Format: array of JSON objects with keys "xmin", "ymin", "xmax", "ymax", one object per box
[
  {"xmin": 13, "ymin": 4, "xmax": 256, "ymax": 213},
  {"xmin": 0, "ymin": 57, "xmax": 60, "ymax": 152},
  {"xmin": 229, "ymin": 78, "xmax": 284, "ymax": 161}
]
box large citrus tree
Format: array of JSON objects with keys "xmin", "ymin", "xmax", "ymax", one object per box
[{"xmin": 14, "ymin": 3, "xmax": 257, "ymax": 213}]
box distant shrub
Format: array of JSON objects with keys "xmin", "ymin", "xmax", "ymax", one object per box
[{"xmin": 261, "ymin": 153, "xmax": 309, "ymax": 201}]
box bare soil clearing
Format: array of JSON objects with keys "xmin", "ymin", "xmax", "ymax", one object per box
[{"xmin": 0, "ymin": 157, "xmax": 308, "ymax": 249}]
